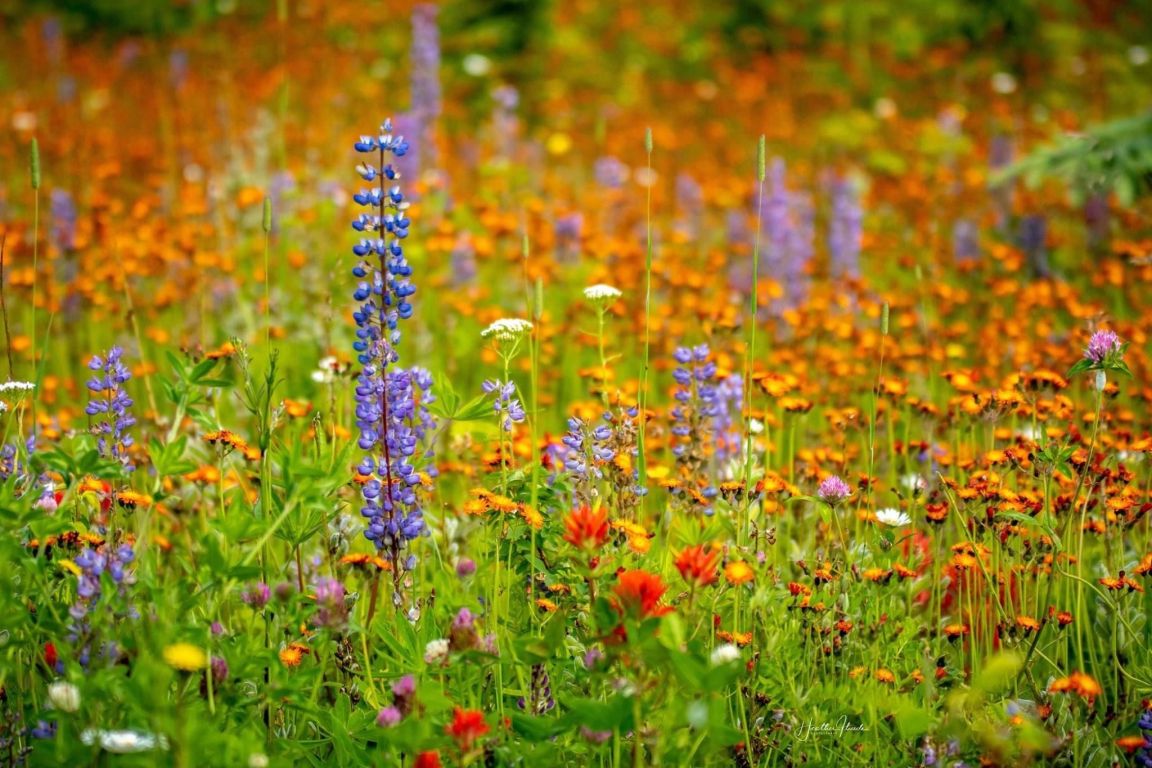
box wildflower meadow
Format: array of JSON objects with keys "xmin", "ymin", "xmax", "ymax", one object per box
[{"xmin": 2, "ymin": 1, "xmax": 1152, "ymax": 766}]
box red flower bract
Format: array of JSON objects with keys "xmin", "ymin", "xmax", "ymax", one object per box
[
  {"xmin": 563, "ymin": 505, "xmax": 610, "ymax": 550},
  {"xmin": 414, "ymin": 751, "xmax": 442, "ymax": 768},
  {"xmin": 446, "ymin": 707, "xmax": 489, "ymax": 748},
  {"xmin": 674, "ymin": 544, "xmax": 720, "ymax": 587},
  {"xmin": 613, "ymin": 569, "xmax": 672, "ymax": 619}
]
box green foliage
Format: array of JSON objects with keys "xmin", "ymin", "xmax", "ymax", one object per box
[{"xmin": 997, "ymin": 113, "xmax": 1152, "ymax": 206}]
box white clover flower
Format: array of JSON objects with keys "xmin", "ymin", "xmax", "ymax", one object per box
[
  {"xmin": 47, "ymin": 681, "xmax": 80, "ymax": 713},
  {"xmin": 583, "ymin": 284, "xmax": 623, "ymax": 303},
  {"xmin": 80, "ymin": 729, "xmax": 168, "ymax": 753},
  {"xmin": 480, "ymin": 318, "xmax": 533, "ymax": 341},
  {"xmin": 710, "ymin": 643, "xmax": 741, "ymax": 666},
  {"xmin": 424, "ymin": 638, "xmax": 450, "ymax": 665},
  {"xmin": 0, "ymin": 381, "xmax": 35, "ymax": 394},
  {"xmin": 1129, "ymin": 45, "xmax": 1149, "ymax": 66},
  {"xmin": 248, "ymin": 753, "xmax": 270, "ymax": 768},
  {"xmin": 875, "ymin": 508, "xmax": 912, "ymax": 527}
]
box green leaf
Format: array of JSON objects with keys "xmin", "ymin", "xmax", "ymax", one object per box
[
  {"xmin": 972, "ymin": 651, "xmax": 1022, "ymax": 697},
  {"xmin": 891, "ymin": 698, "xmax": 935, "ymax": 739},
  {"xmin": 509, "ymin": 712, "xmax": 566, "ymax": 742},
  {"xmin": 454, "ymin": 394, "xmax": 497, "ymax": 422},
  {"xmin": 562, "ymin": 696, "xmax": 634, "ymax": 732}
]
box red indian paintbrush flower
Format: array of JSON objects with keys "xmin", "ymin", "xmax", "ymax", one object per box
[
  {"xmin": 446, "ymin": 707, "xmax": 489, "ymax": 748},
  {"xmin": 563, "ymin": 505, "xmax": 610, "ymax": 550},
  {"xmin": 613, "ymin": 569, "xmax": 672, "ymax": 619},
  {"xmin": 674, "ymin": 544, "xmax": 720, "ymax": 587}
]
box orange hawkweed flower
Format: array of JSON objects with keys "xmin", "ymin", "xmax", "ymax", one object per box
[
  {"xmin": 1116, "ymin": 735, "xmax": 1148, "ymax": 752},
  {"xmin": 446, "ymin": 708, "xmax": 489, "ymax": 748},
  {"xmin": 716, "ymin": 630, "xmax": 753, "ymax": 646},
  {"xmin": 874, "ymin": 669, "xmax": 896, "ymax": 684},
  {"xmin": 724, "ymin": 561, "xmax": 755, "ymax": 585},
  {"xmin": 1015, "ymin": 615, "xmax": 1041, "ymax": 633},
  {"xmin": 279, "ymin": 642, "xmax": 309, "ymax": 668},
  {"xmin": 613, "ymin": 569, "xmax": 672, "ymax": 619},
  {"xmin": 675, "ymin": 544, "xmax": 720, "ymax": 587},
  {"xmin": 1048, "ymin": 671, "xmax": 1102, "ymax": 703},
  {"xmin": 943, "ymin": 624, "xmax": 969, "ymax": 640},
  {"xmin": 563, "ymin": 506, "xmax": 610, "ymax": 550}
]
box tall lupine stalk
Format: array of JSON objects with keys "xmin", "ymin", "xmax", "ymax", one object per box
[
  {"xmin": 827, "ymin": 174, "xmax": 862, "ymax": 283},
  {"xmin": 764, "ymin": 158, "xmax": 795, "ymax": 315},
  {"xmin": 408, "ymin": 4, "xmax": 441, "ymax": 176},
  {"xmin": 350, "ymin": 121, "xmax": 428, "ymax": 615}
]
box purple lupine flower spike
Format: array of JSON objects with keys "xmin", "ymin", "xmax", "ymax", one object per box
[
  {"xmin": 86, "ymin": 347, "xmax": 136, "ymax": 472},
  {"xmin": 351, "ymin": 120, "xmax": 436, "ymax": 590}
]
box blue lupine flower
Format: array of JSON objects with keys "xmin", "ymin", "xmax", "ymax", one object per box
[
  {"xmin": 482, "ymin": 379, "xmax": 526, "ymax": 432},
  {"xmin": 86, "ymin": 347, "xmax": 135, "ymax": 473},
  {"xmin": 69, "ymin": 541, "xmax": 137, "ymax": 669},
  {"xmin": 350, "ymin": 120, "xmax": 435, "ymax": 576},
  {"xmin": 952, "ymin": 218, "xmax": 979, "ymax": 264},
  {"xmin": 670, "ymin": 344, "xmax": 720, "ymax": 512},
  {"xmin": 408, "ymin": 4, "xmax": 441, "ymax": 174},
  {"xmin": 828, "ymin": 174, "xmax": 862, "ymax": 282},
  {"xmin": 50, "ymin": 188, "xmax": 77, "ymax": 252},
  {"xmin": 712, "ymin": 373, "xmax": 743, "ymax": 473}
]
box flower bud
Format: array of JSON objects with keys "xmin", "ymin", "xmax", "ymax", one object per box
[{"xmin": 47, "ymin": 681, "xmax": 80, "ymax": 713}]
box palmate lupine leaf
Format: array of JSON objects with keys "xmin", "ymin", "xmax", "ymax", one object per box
[{"xmin": 993, "ymin": 111, "xmax": 1152, "ymax": 205}]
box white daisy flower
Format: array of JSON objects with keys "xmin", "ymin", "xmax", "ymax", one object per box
[{"xmin": 875, "ymin": 508, "xmax": 912, "ymax": 527}]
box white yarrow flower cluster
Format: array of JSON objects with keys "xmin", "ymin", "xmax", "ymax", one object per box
[
  {"xmin": 875, "ymin": 508, "xmax": 912, "ymax": 527},
  {"xmin": 583, "ymin": 284, "xmax": 622, "ymax": 303},
  {"xmin": 480, "ymin": 318, "xmax": 533, "ymax": 341},
  {"xmin": 0, "ymin": 380, "xmax": 36, "ymax": 394}
]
